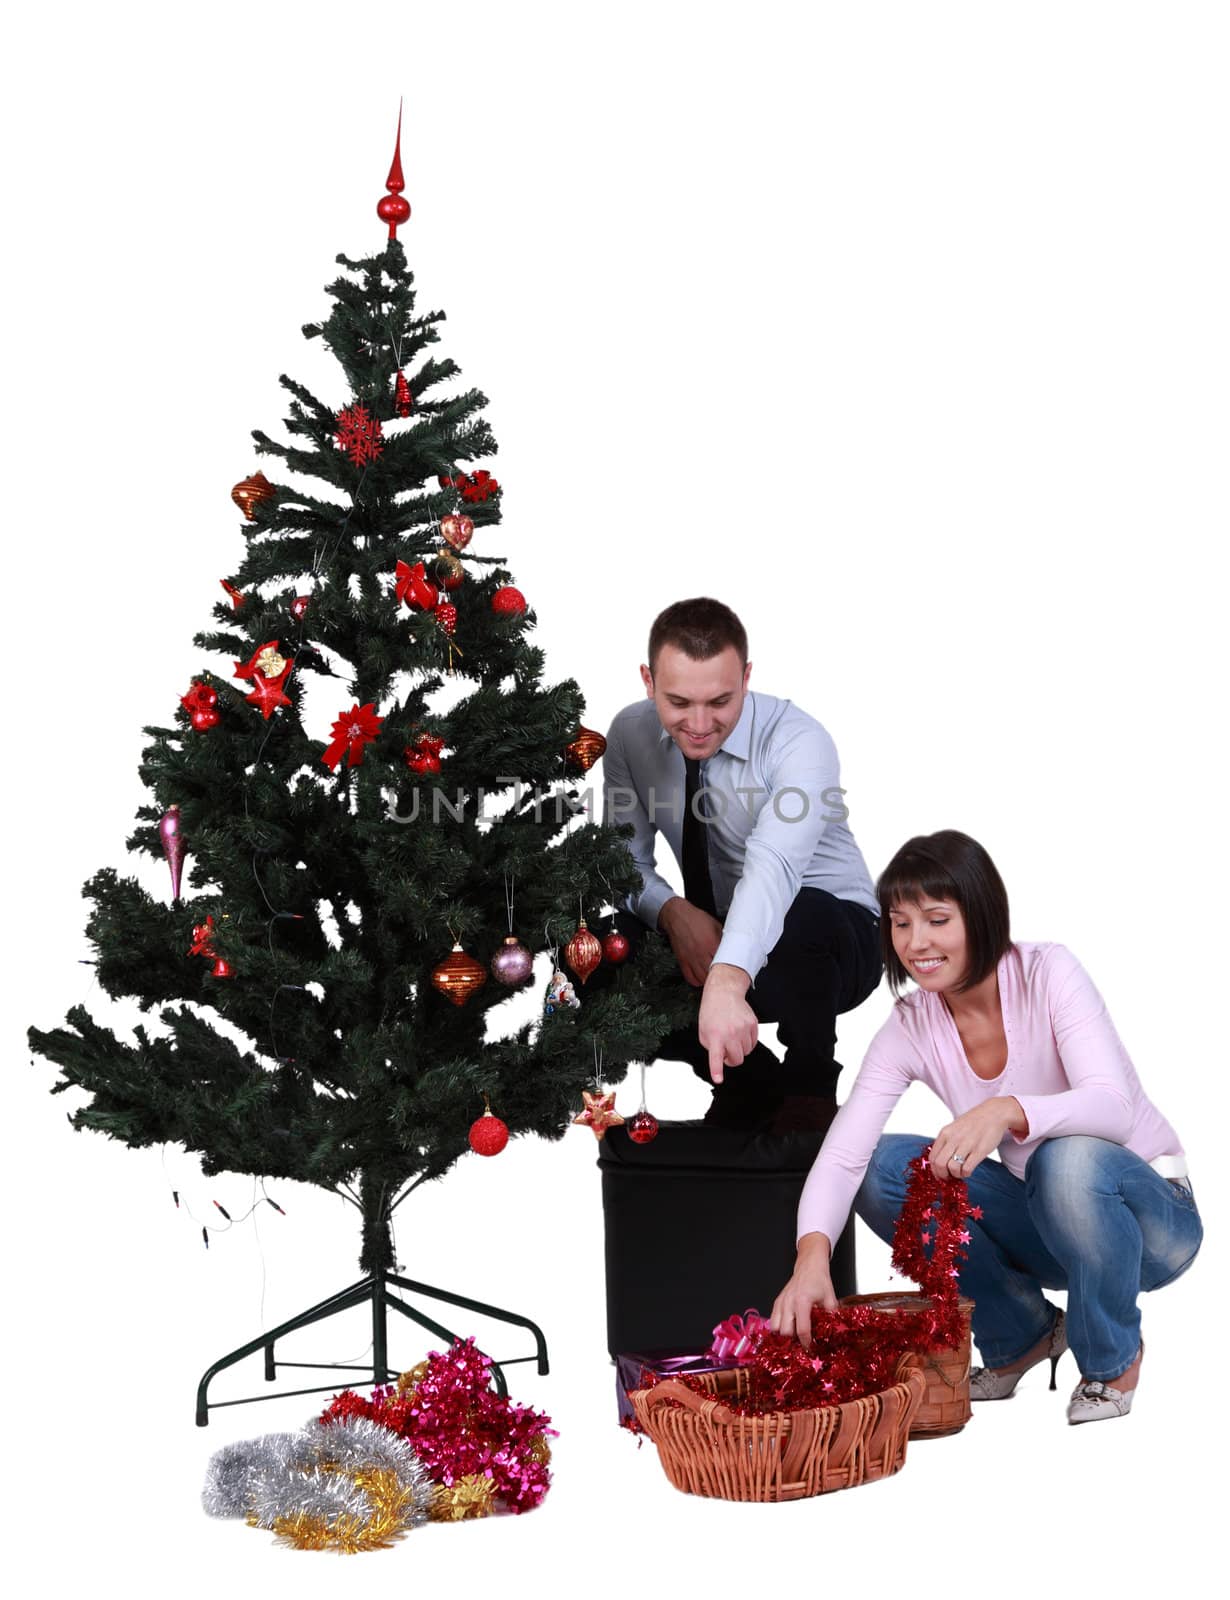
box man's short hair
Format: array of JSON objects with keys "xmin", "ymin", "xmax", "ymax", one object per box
[
  {"xmin": 647, "ymin": 598, "xmax": 748, "ymax": 675},
  {"xmin": 877, "ymin": 830, "xmax": 1013, "ymax": 998}
]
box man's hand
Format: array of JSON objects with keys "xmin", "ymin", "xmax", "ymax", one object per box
[
  {"xmin": 698, "ymin": 962, "xmax": 758, "ymax": 1085},
  {"xmin": 928, "ymin": 1096, "xmax": 1028, "ymax": 1180},
  {"xmin": 658, "ymin": 896, "xmax": 723, "ymax": 987}
]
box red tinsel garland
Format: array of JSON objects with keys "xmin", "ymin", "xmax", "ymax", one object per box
[
  {"xmin": 636, "ymin": 1147, "xmax": 977, "ymax": 1418},
  {"xmin": 320, "ymin": 1338, "xmax": 556, "ymax": 1513}
]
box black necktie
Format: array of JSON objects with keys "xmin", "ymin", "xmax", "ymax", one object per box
[{"xmin": 682, "ymin": 757, "xmax": 718, "ymax": 917}]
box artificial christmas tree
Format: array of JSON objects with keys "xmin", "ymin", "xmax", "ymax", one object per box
[{"xmin": 28, "ymin": 118, "xmax": 692, "ymax": 1422}]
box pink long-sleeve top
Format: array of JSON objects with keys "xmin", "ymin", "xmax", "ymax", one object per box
[{"xmin": 796, "ymin": 941, "xmax": 1185, "ymax": 1246}]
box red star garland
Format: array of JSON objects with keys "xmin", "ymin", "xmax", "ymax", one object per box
[
  {"xmin": 321, "ymin": 701, "xmax": 384, "ymax": 771},
  {"xmin": 335, "ymin": 402, "xmax": 384, "ymax": 466},
  {"xmin": 437, "ymin": 470, "xmax": 500, "ymax": 503},
  {"xmin": 635, "ymin": 1146, "xmax": 978, "ymax": 1420},
  {"xmin": 320, "ymin": 1338, "xmax": 556, "ymax": 1513}
]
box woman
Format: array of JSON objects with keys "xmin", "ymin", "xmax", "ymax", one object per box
[{"xmin": 770, "ymin": 830, "xmax": 1202, "ymax": 1425}]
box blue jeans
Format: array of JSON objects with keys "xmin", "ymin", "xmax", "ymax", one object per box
[{"xmin": 855, "ymin": 1133, "xmax": 1204, "ymax": 1383}]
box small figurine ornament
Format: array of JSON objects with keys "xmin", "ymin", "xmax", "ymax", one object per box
[{"xmin": 544, "ymin": 968, "xmax": 580, "ymax": 1016}]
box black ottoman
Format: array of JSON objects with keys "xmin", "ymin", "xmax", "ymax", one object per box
[{"xmin": 597, "ymin": 1119, "xmax": 857, "ymax": 1356}]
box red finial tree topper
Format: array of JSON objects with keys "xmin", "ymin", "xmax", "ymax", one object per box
[{"xmin": 377, "ymin": 101, "xmax": 411, "ymax": 239}]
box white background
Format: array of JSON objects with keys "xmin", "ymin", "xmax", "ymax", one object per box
[{"xmin": 5, "ymin": 1, "xmax": 1227, "ymax": 1593}]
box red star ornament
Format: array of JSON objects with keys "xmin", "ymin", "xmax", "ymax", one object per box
[
  {"xmin": 572, "ymin": 1089, "xmax": 624, "ymax": 1141},
  {"xmin": 245, "ymin": 662, "xmax": 294, "ymax": 719}
]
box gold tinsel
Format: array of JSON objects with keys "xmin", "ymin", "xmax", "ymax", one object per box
[
  {"xmin": 267, "ymin": 1467, "xmax": 420, "ymax": 1553},
  {"xmin": 429, "ymin": 1474, "xmax": 497, "ymax": 1522},
  {"xmin": 528, "ymin": 1434, "xmax": 552, "ymax": 1467},
  {"xmin": 397, "ymin": 1360, "xmax": 429, "ymax": 1395}
]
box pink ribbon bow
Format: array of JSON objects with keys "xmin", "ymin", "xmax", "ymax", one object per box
[{"xmin": 708, "ymin": 1308, "xmax": 771, "ymax": 1364}]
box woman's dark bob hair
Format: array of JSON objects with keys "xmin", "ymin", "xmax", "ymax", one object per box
[{"xmin": 877, "ymin": 830, "xmax": 1012, "ymax": 998}]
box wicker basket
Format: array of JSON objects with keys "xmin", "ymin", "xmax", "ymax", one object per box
[
  {"xmin": 840, "ymin": 1292, "xmax": 974, "ymax": 1437},
  {"xmin": 629, "ymin": 1359, "xmax": 927, "ymax": 1502}
]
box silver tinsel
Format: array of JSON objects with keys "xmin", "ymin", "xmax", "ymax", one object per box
[
  {"xmin": 203, "ymin": 1416, "xmax": 433, "ymax": 1546},
  {"xmin": 202, "ymin": 1432, "xmax": 313, "ymax": 1518}
]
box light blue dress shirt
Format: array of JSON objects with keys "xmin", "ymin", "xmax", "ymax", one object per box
[{"xmin": 601, "ymin": 691, "xmax": 879, "ymax": 982}]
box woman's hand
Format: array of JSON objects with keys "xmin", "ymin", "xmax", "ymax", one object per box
[
  {"xmin": 770, "ymin": 1232, "xmax": 838, "ymax": 1350},
  {"xmin": 928, "ymin": 1096, "xmax": 1028, "ymax": 1180}
]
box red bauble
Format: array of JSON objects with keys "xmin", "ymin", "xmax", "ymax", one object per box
[
  {"xmin": 492, "ymin": 586, "xmax": 527, "ymax": 617},
  {"xmin": 435, "ymin": 600, "xmax": 458, "ymax": 635},
  {"xmin": 602, "ymin": 931, "xmax": 630, "ymax": 964},
  {"xmin": 395, "ymin": 559, "xmax": 439, "ymax": 611},
  {"xmin": 431, "ymin": 943, "xmax": 488, "ymax": 1006},
  {"xmin": 564, "ymin": 726, "xmax": 607, "ymax": 773},
  {"xmin": 628, "ymin": 1110, "xmax": 659, "ymax": 1144},
  {"xmin": 433, "ymin": 551, "xmax": 465, "ymax": 591},
  {"xmin": 231, "ymin": 471, "xmax": 274, "ymax": 521},
  {"xmin": 564, "ymin": 919, "xmax": 602, "ymax": 983},
  {"xmin": 181, "ymin": 680, "xmax": 219, "ymax": 730},
  {"xmin": 290, "ymin": 595, "xmax": 311, "ymax": 621},
  {"xmin": 394, "ymin": 369, "xmax": 413, "ymax": 417},
  {"xmin": 378, "ymin": 192, "xmax": 411, "ymax": 232},
  {"xmin": 468, "ymin": 1112, "xmax": 510, "ymax": 1157}
]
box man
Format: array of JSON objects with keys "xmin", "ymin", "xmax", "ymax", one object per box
[{"xmin": 600, "ymin": 597, "xmax": 882, "ymax": 1132}]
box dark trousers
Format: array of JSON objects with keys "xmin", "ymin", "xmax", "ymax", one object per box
[{"xmin": 604, "ymin": 888, "xmax": 882, "ymax": 1115}]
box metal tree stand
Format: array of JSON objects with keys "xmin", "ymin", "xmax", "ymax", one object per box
[{"xmin": 195, "ymin": 1178, "xmax": 548, "ymax": 1426}]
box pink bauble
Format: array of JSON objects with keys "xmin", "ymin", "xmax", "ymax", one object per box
[{"xmin": 490, "ymin": 936, "xmax": 534, "ymax": 987}]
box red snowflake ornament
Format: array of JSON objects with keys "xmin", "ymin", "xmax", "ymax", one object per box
[{"xmin": 335, "ymin": 403, "xmax": 384, "ymax": 466}]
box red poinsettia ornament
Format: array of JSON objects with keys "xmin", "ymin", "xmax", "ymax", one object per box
[{"xmin": 321, "ymin": 702, "xmax": 384, "ymax": 771}]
